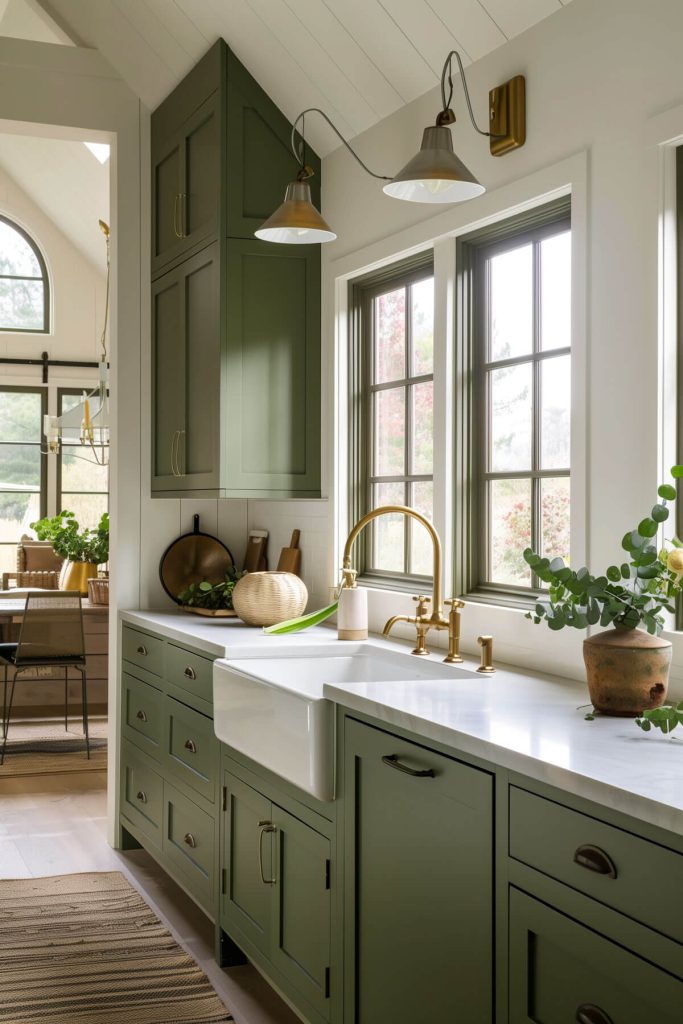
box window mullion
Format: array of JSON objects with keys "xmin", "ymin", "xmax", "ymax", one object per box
[{"xmin": 404, "ymin": 283, "xmax": 412, "ymax": 574}]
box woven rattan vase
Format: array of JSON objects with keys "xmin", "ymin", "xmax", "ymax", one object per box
[{"xmin": 232, "ymin": 571, "xmax": 308, "ymax": 627}]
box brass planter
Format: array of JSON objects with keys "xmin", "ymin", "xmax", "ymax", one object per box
[
  {"xmin": 583, "ymin": 628, "xmax": 671, "ymax": 716},
  {"xmin": 59, "ymin": 560, "xmax": 98, "ymax": 596}
]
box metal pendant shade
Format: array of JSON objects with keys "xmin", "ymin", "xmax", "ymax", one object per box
[
  {"xmin": 255, "ymin": 180, "xmax": 336, "ymax": 244},
  {"xmin": 382, "ymin": 126, "xmax": 485, "ymax": 204}
]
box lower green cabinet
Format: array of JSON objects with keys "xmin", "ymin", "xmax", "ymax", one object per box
[
  {"xmin": 222, "ymin": 773, "xmax": 272, "ymax": 952},
  {"xmin": 343, "ymin": 718, "xmax": 494, "ymax": 1024},
  {"xmin": 509, "ymin": 887, "xmax": 683, "ymax": 1023}
]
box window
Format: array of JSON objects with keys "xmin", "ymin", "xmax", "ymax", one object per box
[
  {"xmin": 0, "ymin": 387, "xmax": 46, "ymax": 574},
  {"xmin": 351, "ymin": 258, "xmax": 434, "ymax": 583},
  {"xmin": 57, "ymin": 389, "xmax": 109, "ymax": 529},
  {"xmin": 0, "ymin": 216, "xmax": 49, "ymax": 333},
  {"xmin": 470, "ymin": 207, "xmax": 571, "ymax": 597}
]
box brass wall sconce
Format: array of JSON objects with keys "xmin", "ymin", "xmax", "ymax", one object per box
[{"xmin": 256, "ymin": 50, "xmax": 526, "ymax": 244}]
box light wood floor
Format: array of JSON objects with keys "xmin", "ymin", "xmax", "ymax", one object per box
[{"xmin": 0, "ymin": 770, "xmax": 300, "ymax": 1024}]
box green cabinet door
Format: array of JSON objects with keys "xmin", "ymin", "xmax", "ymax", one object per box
[
  {"xmin": 509, "ymin": 887, "xmax": 683, "ymax": 1023},
  {"xmin": 224, "ymin": 238, "xmax": 321, "ymax": 497},
  {"xmin": 151, "ymin": 132, "xmax": 183, "ymax": 276},
  {"xmin": 180, "ymin": 93, "xmax": 221, "ymax": 256},
  {"xmin": 344, "ymin": 718, "xmax": 494, "ymax": 1024},
  {"xmin": 151, "ymin": 242, "xmax": 221, "ymax": 493},
  {"xmin": 222, "ymin": 773, "xmax": 272, "ymax": 956},
  {"xmin": 271, "ymin": 804, "xmax": 331, "ymax": 1018}
]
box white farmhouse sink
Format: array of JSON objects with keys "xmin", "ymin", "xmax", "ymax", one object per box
[{"xmin": 213, "ymin": 642, "xmax": 476, "ymax": 800}]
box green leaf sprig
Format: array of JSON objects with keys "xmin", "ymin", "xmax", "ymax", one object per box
[
  {"xmin": 636, "ymin": 703, "xmax": 683, "ymax": 736},
  {"xmin": 177, "ymin": 567, "xmax": 245, "ymax": 610}
]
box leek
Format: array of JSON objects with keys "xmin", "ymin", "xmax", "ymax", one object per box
[{"xmin": 262, "ymin": 600, "xmax": 339, "ymax": 635}]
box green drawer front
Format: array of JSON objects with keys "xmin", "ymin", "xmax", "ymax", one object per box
[
  {"xmin": 122, "ymin": 672, "xmax": 163, "ymax": 758},
  {"xmin": 509, "ymin": 887, "xmax": 683, "ymax": 1023},
  {"xmin": 163, "ymin": 696, "xmax": 218, "ymax": 802},
  {"xmin": 120, "ymin": 740, "xmax": 163, "ymax": 843},
  {"xmin": 509, "ymin": 786, "xmax": 683, "ymax": 945},
  {"xmin": 164, "ymin": 643, "xmax": 214, "ymax": 704},
  {"xmin": 162, "ymin": 781, "xmax": 215, "ymax": 909},
  {"xmin": 122, "ymin": 626, "xmax": 164, "ymax": 677}
]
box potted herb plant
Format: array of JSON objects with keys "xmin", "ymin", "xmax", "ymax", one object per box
[
  {"xmin": 524, "ymin": 466, "xmax": 683, "ymax": 715},
  {"xmin": 31, "ymin": 510, "xmax": 109, "ymax": 595}
]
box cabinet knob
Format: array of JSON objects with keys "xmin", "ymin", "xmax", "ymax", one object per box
[
  {"xmin": 183, "ymin": 832, "xmax": 197, "ymax": 849},
  {"xmin": 184, "ymin": 739, "xmax": 197, "ymax": 754},
  {"xmin": 184, "ymin": 666, "xmax": 197, "ymax": 681},
  {"xmin": 136, "ymin": 710, "xmax": 148, "ymax": 723},
  {"xmin": 576, "ymin": 1004, "xmax": 613, "ymax": 1024},
  {"xmin": 258, "ymin": 820, "xmax": 277, "ymax": 885},
  {"xmin": 136, "ymin": 790, "xmax": 147, "ymax": 804},
  {"xmin": 136, "ymin": 645, "xmax": 147, "ymax": 656},
  {"xmin": 573, "ymin": 844, "xmax": 617, "ymax": 879},
  {"xmin": 382, "ymin": 753, "xmax": 435, "ymax": 778}
]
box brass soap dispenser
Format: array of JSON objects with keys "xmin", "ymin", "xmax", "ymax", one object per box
[{"xmin": 337, "ymin": 567, "xmax": 368, "ymax": 641}]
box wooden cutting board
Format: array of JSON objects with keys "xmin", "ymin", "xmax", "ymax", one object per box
[
  {"xmin": 243, "ymin": 530, "xmax": 268, "ymax": 573},
  {"xmin": 276, "ymin": 530, "xmax": 301, "ymax": 575}
]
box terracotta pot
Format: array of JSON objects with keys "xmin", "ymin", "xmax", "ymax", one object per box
[
  {"xmin": 232, "ymin": 571, "xmax": 308, "ymax": 627},
  {"xmin": 59, "ymin": 560, "xmax": 98, "ymax": 596},
  {"xmin": 583, "ymin": 628, "xmax": 671, "ymax": 716}
]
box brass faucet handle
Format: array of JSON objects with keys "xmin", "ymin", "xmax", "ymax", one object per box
[
  {"xmin": 445, "ymin": 598, "xmax": 465, "ymax": 611},
  {"xmin": 477, "ymin": 634, "xmax": 496, "ymax": 674},
  {"xmin": 412, "ymin": 594, "xmax": 431, "ymax": 618}
]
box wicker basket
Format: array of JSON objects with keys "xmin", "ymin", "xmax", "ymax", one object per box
[
  {"xmin": 87, "ymin": 577, "xmax": 110, "ymax": 606},
  {"xmin": 232, "ymin": 571, "xmax": 307, "ymax": 627}
]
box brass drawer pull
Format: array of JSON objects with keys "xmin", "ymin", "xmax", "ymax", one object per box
[
  {"xmin": 258, "ymin": 819, "xmax": 277, "ymax": 885},
  {"xmin": 184, "ymin": 832, "xmax": 197, "ymax": 849},
  {"xmin": 136, "ymin": 790, "xmax": 147, "ymax": 804},
  {"xmin": 576, "ymin": 1004, "xmax": 613, "ymax": 1024},
  {"xmin": 136, "ymin": 645, "xmax": 148, "ymax": 656},
  {"xmin": 382, "ymin": 753, "xmax": 435, "ymax": 778},
  {"xmin": 184, "ymin": 739, "xmax": 197, "ymax": 754},
  {"xmin": 184, "ymin": 666, "xmax": 197, "ymax": 681},
  {"xmin": 136, "ymin": 710, "xmax": 148, "ymax": 723},
  {"xmin": 573, "ymin": 844, "xmax": 617, "ymax": 879}
]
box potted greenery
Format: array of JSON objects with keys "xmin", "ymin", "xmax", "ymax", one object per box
[
  {"xmin": 31, "ymin": 510, "xmax": 109, "ymax": 595},
  {"xmin": 177, "ymin": 567, "xmax": 245, "ymax": 617},
  {"xmin": 524, "ymin": 467, "xmax": 683, "ymax": 715}
]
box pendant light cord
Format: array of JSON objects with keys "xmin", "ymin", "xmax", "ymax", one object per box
[
  {"xmin": 440, "ymin": 50, "xmax": 494, "ymax": 138},
  {"xmin": 290, "ymin": 108, "xmax": 392, "ymax": 182}
]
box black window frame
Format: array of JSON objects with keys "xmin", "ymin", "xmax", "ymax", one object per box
[
  {"xmin": 0, "ymin": 384, "xmax": 47, "ymax": 571},
  {"xmin": 56, "ymin": 387, "xmax": 109, "ymax": 522},
  {"xmin": 0, "ymin": 215, "xmax": 50, "ymax": 334}
]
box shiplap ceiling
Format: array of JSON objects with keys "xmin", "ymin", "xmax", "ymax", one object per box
[{"xmin": 37, "ymin": 0, "xmax": 575, "ymax": 156}]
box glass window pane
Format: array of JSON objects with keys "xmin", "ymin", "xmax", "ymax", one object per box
[
  {"xmin": 372, "ymin": 481, "xmax": 405, "ymax": 572},
  {"xmin": 489, "ymin": 479, "xmax": 532, "ymax": 586},
  {"xmin": 541, "ymin": 231, "xmax": 571, "ymax": 351},
  {"xmin": 410, "ymin": 480, "xmax": 433, "ymax": 576},
  {"xmin": 411, "ymin": 277, "xmax": 434, "ymax": 376},
  {"xmin": 59, "ymin": 492, "xmax": 108, "ymax": 530},
  {"xmin": 411, "ymin": 381, "xmax": 433, "ymax": 474},
  {"xmin": 490, "ymin": 363, "xmax": 532, "ymax": 472},
  {"xmin": 0, "ymin": 278, "xmax": 44, "ymax": 331},
  {"xmin": 0, "ymin": 391, "xmax": 42, "ymax": 442},
  {"xmin": 0, "ymin": 543, "xmax": 17, "ymax": 574},
  {"xmin": 60, "ymin": 451, "xmax": 109, "ymax": 492},
  {"xmin": 541, "ymin": 477, "xmax": 570, "ymax": 565},
  {"xmin": 374, "ymin": 387, "xmax": 405, "ymax": 476},
  {"xmin": 0, "ymin": 444, "xmax": 41, "ymax": 488},
  {"xmin": 489, "ymin": 244, "xmax": 532, "ymax": 360},
  {"xmin": 541, "ymin": 355, "xmax": 571, "ymax": 469},
  {"xmin": 375, "ymin": 287, "xmax": 405, "ymax": 383},
  {"xmin": 0, "ymin": 221, "xmax": 41, "ymax": 276},
  {"xmin": 0, "ymin": 491, "xmax": 41, "ymax": 544}
]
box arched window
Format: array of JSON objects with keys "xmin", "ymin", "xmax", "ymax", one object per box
[{"xmin": 0, "ymin": 216, "xmax": 49, "ymax": 333}]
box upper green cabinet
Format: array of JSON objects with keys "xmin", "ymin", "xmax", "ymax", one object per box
[{"xmin": 150, "ymin": 40, "xmax": 322, "ymax": 498}]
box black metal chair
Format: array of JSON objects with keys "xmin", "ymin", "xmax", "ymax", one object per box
[{"xmin": 0, "ymin": 592, "xmax": 89, "ymax": 764}]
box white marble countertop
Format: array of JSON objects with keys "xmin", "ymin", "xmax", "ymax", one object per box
[{"xmin": 121, "ymin": 608, "xmax": 683, "ymax": 837}]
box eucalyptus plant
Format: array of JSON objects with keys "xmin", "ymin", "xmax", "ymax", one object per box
[
  {"xmin": 177, "ymin": 567, "xmax": 245, "ymax": 610},
  {"xmin": 524, "ymin": 466, "xmax": 683, "ymax": 636}
]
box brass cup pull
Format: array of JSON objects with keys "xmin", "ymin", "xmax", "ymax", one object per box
[
  {"xmin": 184, "ymin": 666, "xmax": 197, "ymax": 680},
  {"xmin": 573, "ymin": 844, "xmax": 617, "ymax": 879},
  {"xmin": 136, "ymin": 645, "xmax": 148, "ymax": 656},
  {"xmin": 382, "ymin": 753, "xmax": 435, "ymax": 778},
  {"xmin": 258, "ymin": 820, "xmax": 277, "ymax": 885},
  {"xmin": 136, "ymin": 710, "xmax": 148, "ymax": 723},
  {"xmin": 184, "ymin": 739, "xmax": 197, "ymax": 754},
  {"xmin": 136, "ymin": 790, "xmax": 147, "ymax": 804},
  {"xmin": 576, "ymin": 1005, "xmax": 613, "ymax": 1024},
  {"xmin": 184, "ymin": 832, "xmax": 197, "ymax": 849}
]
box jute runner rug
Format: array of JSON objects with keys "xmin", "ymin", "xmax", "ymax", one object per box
[
  {"xmin": 0, "ymin": 718, "xmax": 107, "ymax": 778},
  {"xmin": 0, "ymin": 871, "xmax": 233, "ymax": 1023}
]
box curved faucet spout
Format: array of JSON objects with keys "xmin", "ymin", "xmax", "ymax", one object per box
[{"xmin": 383, "ymin": 614, "xmax": 414, "ymax": 637}]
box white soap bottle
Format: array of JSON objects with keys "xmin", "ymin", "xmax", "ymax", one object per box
[{"xmin": 337, "ymin": 568, "xmax": 368, "ymax": 641}]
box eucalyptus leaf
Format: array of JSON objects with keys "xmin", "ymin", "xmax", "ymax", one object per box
[
  {"xmin": 659, "ymin": 484, "xmax": 677, "ymax": 500},
  {"xmin": 651, "ymin": 504, "xmax": 669, "ymax": 523},
  {"xmin": 638, "ymin": 518, "xmax": 658, "ymax": 538}
]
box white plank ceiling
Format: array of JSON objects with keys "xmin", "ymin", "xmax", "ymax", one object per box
[{"xmin": 35, "ymin": 0, "xmax": 575, "ymax": 156}]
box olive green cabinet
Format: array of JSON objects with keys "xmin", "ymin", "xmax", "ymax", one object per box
[
  {"xmin": 221, "ymin": 769, "xmax": 332, "ymax": 1021},
  {"xmin": 343, "ymin": 718, "xmax": 494, "ymax": 1024},
  {"xmin": 150, "ymin": 39, "xmax": 322, "ymax": 498}
]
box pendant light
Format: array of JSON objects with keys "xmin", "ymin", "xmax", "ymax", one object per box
[{"xmin": 256, "ymin": 52, "xmax": 525, "ymax": 243}]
